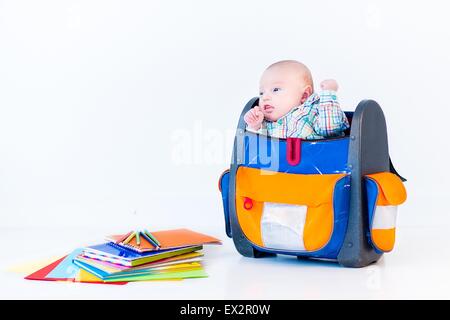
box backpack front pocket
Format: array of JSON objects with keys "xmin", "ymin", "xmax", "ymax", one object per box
[
  {"xmin": 365, "ymin": 172, "xmax": 407, "ymax": 253},
  {"xmin": 235, "ymin": 167, "xmax": 348, "ymax": 253}
]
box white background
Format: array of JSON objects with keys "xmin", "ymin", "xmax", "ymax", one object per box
[{"xmin": 1, "ymin": 0, "xmax": 450, "ymax": 299}]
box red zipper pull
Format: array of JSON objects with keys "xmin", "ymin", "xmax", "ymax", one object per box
[
  {"xmin": 286, "ymin": 137, "xmax": 302, "ymax": 166},
  {"xmin": 243, "ymin": 197, "xmax": 253, "ymax": 210}
]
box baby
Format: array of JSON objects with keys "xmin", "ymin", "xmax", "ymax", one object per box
[{"xmin": 244, "ymin": 60, "xmax": 349, "ymax": 139}]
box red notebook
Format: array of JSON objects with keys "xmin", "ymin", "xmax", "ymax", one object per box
[
  {"xmin": 25, "ymin": 256, "xmax": 127, "ymax": 285},
  {"xmin": 25, "ymin": 256, "xmax": 69, "ymax": 282}
]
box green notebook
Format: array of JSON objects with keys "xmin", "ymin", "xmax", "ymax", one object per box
[
  {"xmin": 74, "ymin": 257, "xmax": 208, "ymax": 282},
  {"xmin": 104, "ymin": 269, "xmax": 208, "ymax": 282}
]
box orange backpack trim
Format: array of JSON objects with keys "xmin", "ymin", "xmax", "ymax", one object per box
[
  {"xmin": 366, "ymin": 172, "xmax": 407, "ymax": 252},
  {"xmin": 366, "ymin": 172, "xmax": 407, "ymax": 206}
]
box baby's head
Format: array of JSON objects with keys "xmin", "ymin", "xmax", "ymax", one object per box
[{"xmin": 258, "ymin": 60, "xmax": 313, "ymax": 122}]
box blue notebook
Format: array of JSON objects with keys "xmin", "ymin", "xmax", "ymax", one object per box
[
  {"xmin": 73, "ymin": 259, "xmax": 111, "ymax": 280},
  {"xmin": 82, "ymin": 243, "xmax": 202, "ymax": 267},
  {"xmin": 46, "ymin": 248, "xmax": 83, "ymax": 279}
]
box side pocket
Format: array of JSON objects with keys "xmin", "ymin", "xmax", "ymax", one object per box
[
  {"xmin": 218, "ymin": 169, "xmax": 231, "ymax": 238},
  {"xmin": 365, "ymin": 172, "xmax": 407, "ymax": 253}
]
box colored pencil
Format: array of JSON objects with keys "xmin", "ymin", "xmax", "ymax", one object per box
[
  {"xmin": 116, "ymin": 231, "xmax": 132, "ymax": 244},
  {"xmin": 135, "ymin": 231, "xmax": 141, "ymax": 245},
  {"xmin": 123, "ymin": 231, "xmax": 136, "ymax": 244},
  {"xmin": 144, "ymin": 229, "xmax": 161, "ymax": 246},
  {"xmin": 140, "ymin": 231, "xmax": 159, "ymax": 249}
]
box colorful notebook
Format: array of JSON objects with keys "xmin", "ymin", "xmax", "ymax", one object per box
[
  {"xmin": 24, "ymin": 255, "xmax": 127, "ymax": 285},
  {"xmin": 106, "ymin": 228, "xmax": 221, "ymax": 253},
  {"xmin": 74, "ymin": 259, "xmax": 207, "ymax": 282},
  {"xmin": 24, "ymin": 228, "xmax": 218, "ymax": 284},
  {"xmin": 76, "ymin": 251, "xmax": 203, "ymax": 272},
  {"xmin": 105, "ymin": 269, "xmax": 208, "ymax": 282},
  {"xmin": 46, "ymin": 248, "xmax": 83, "ymax": 279},
  {"xmin": 25, "ymin": 256, "xmax": 69, "ymax": 282},
  {"xmin": 83, "ymin": 242, "xmax": 203, "ymax": 267},
  {"xmin": 75, "ymin": 256, "xmax": 203, "ymax": 277},
  {"xmin": 74, "ymin": 258, "xmax": 203, "ymax": 280}
]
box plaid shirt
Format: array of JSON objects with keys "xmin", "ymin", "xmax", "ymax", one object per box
[{"xmin": 250, "ymin": 90, "xmax": 349, "ymax": 139}]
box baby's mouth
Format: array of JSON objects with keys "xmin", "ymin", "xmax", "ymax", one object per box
[{"xmin": 263, "ymin": 104, "xmax": 274, "ymax": 113}]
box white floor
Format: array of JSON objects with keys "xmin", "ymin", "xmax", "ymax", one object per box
[{"xmin": 1, "ymin": 225, "xmax": 448, "ymax": 300}]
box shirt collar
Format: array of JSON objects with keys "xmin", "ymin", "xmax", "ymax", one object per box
[{"xmin": 271, "ymin": 92, "xmax": 319, "ymax": 123}]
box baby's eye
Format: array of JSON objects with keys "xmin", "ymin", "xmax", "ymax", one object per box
[
  {"xmin": 259, "ymin": 91, "xmax": 264, "ymax": 96},
  {"xmin": 272, "ymin": 87, "xmax": 282, "ymax": 93}
]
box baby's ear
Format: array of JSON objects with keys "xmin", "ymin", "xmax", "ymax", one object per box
[{"xmin": 300, "ymin": 85, "xmax": 313, "ymax": 104}]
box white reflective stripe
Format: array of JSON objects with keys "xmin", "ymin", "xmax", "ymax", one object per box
[
  {"xmin": 372, "ymin": 205, "xmax": 398, "ymax": 229},
  {"xmin": 261, "ymin": 202, "xmax": 307, "ymax": 250}
]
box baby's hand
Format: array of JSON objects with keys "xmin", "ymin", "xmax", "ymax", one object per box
[
  {"xmin": 244, "ymin": 106, "xmax": 264, "ymax": 130},
  {"xmin": 320, "ymin": 79, "xmax": 339, "ymax": 92}
]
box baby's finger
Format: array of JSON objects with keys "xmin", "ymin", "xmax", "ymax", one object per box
[
  {"xmin": 248, "ymin": 112, "xmax": 257, "ymax": 123},
  {"xmin": 250, "ymin": 109, "xmax": 259, "ymax": 119},
  {"xmin": 255, "ymin": 109, "xmax": 264, "ymax": 118},
  {"xmin": 244, "ymin": 112, "xmax": 254, "ymax": 124}
]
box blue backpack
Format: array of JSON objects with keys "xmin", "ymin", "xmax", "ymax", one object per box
[{"xmin": 218, "ymin": 98, "xmax": 407, "ymax": 268}]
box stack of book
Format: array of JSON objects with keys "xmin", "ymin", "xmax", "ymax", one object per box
[{"xmin": 25, "ymin": 228, "xmax": 221, "ymax": 284}]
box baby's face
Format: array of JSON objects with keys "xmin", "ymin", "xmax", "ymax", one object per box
[{"xmin": 258, "ymin": 67, "xmax": 308, "ymax": 122}]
